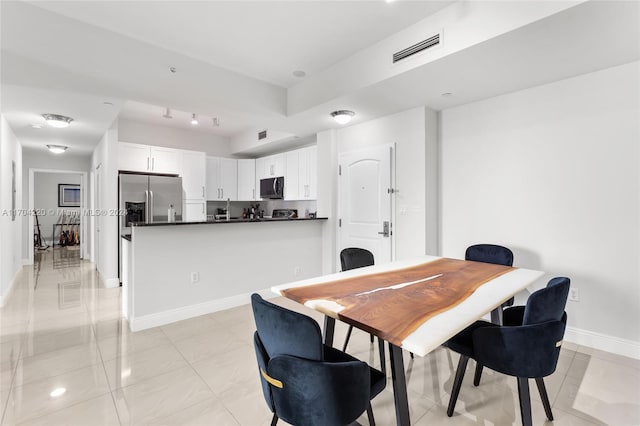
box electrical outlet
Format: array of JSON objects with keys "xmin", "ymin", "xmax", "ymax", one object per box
[
  {"xmin": 294, "ymin": 266, "xmax": 301, "ymax": 277},
  {"xmin": 190, "ymin": 272, "xmax": 200, "ymax": 284},
  {"xmin": 569, "ymin": 287, "xmax": 580, "ymax": 302}
]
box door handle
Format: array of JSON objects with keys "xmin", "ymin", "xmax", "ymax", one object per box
[{"xmin": 378, "ymin": 221, "xmax": 390, "ymax": 237}]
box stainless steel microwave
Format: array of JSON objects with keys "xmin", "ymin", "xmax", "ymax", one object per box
[{"xmin": 260, "ymin": 176, "xmax": 284, "ymax": 199}]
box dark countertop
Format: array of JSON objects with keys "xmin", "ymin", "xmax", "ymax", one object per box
[{"xmin": 130, "ymin": 217, "xmax": 327, "ymax": 227}]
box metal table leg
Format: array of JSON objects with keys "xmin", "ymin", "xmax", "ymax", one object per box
[
  {"xmin": 389, "ymin": 343, "xmax": 410, "ymax": 425},
  {"xmin": 323, "ymin": 316, "xmax": 335, "ymax": 347},
  {"xmin": 490, "ymin": 306, "xmax": 503, "ymax": 325}
]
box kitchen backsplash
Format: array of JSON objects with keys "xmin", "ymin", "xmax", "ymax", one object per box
[{"xmin": 207, "ymin": 200, "xmax": 317, "ymax": 218}]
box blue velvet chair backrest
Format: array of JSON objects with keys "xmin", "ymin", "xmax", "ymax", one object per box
[
  {"xmin": 340, "ymin": 248, "xmax": 374, "ymax": 271},
  {"xmin": 251, "ymin": 293, "xmax": 324, "ymax": 361},
  {"xmin": 523, "ymin": 277, "xmax": 570, "ymax": 325},
  {"xmin": 465, "ymin": 244, "xmax": 514, "ymax": 266}
]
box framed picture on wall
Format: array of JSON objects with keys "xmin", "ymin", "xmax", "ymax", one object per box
[{"xmin": 58, "ymin": 184, "xmax": 80, "ymax": 207}]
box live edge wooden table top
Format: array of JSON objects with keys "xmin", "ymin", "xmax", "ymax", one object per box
[{"xmin": 272, "ymin": 255, "xmax": 544, "ymax": 357}]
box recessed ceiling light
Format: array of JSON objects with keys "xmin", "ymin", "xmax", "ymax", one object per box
[
  {"xmin": 103, "ymin": 101, "xmax": 114, "ymax": 107},
  {"xmin": 50, "ymin": 387, "xmax": 66, "ymax": 398},
  {"xmin": 162, "ymin": 108, "xmax": 173, "ymax": 119},
  {"xmin": 191, "ymin": 113, "xmax": 199, "ymax": 125},
  {"xmin": 330, "ymin": 110, "xmax": 355, "ymax": 125},
  {"xmin": 31, "ymin": 123, "xmax": 42, "ymax": 129},
  {"xmin": 441, "ymin": 92, "xmax": 453, "ymax": 97},
  {"xmin": 292, "ymin": 70, "xmax": 306, "ymax": 78},
  {"xmin": 47, "ymin": 145, "xmax": 68, "ymax": 154},
  {"xmin": 42, "ymin": 114, "xmax": 73, "ymax": 128}
]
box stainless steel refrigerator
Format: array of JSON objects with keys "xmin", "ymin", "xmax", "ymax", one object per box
[{"xmin": 118, "ymin": 173, "xmax": 183, "ymax": 281}]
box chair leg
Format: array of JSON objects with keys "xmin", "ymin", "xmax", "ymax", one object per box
[
  {"xmin": 370, "ymin": 333, "xmax": 374, "ymax": 343},
  {"xmin": 473, "ymin": 362, "xmax": 483, "ymax": 386},
  {"xmin": 343, "ymin": 325, "xmax": 354, "ymax": 351},
  {"xmin": 410, "ymin": 352, "xmax": 414, "ymax": 359},
  {"xmin": 517, "ymin": 377, "xmax": 533, "ymax": 426},
  {"xmin": 447, "ymin": 355, "xmax": 469, "ymax": 417},
  {"xmin": 535, "ymin": 377, "xmax": 554, "ymax": 421},
  {"xmin": 366, "ymin": 404, "xmax": 376, "ymax": 426},
  {"xmin": 270, "ymin": 413, "xmax": 278, "ymax": 426}
]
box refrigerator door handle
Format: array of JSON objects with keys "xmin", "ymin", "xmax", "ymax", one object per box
[
  {"xmin": 144, "ymin": 190, "xmax": 150, "ymax": 223},
  {"xmin": 149, "ymin": 190, "xmax": 154, "ymax": 223}
]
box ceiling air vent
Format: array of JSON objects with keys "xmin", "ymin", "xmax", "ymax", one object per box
[
  {"xmin": 258, "ymin": 130, "xmax": 267, "ymax": 140},
  {"xmin": 393, "ymin": 33, "xmax": 441, "ymax": 64}
]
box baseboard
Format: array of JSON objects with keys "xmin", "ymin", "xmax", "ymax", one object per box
[
  {"xmin": 565, "ymin": 326, "xmax": 640, "ymax": 360},
  {"xmin": 0, "ymin": 268, "xmax": 21, "ymax": 307},
  {"xmin": 129, "ymin": 288, "xmax": 275, "ymax": 332},
  {"xmin": 104, "ymin": 277, "xmax": 120, "ymax": 289}
]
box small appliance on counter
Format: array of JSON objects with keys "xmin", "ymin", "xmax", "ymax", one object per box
[{"xmin": 272, "ymin": 209, "xmax": 297, "ymax": 219}]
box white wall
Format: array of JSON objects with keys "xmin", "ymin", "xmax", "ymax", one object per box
[
  {"xmin": 91, "ymin": 122, "xmax": 119, "ymax": 288},
  {"xmin": 118, "ymin": 119, "xmax": 233, "ymax": 157},
  {"xmin": 440, "ymin": 62, "xmax": 640, "ymax": 355},
  {"xmin": 0, "ymin": 115, "xmax": 23, "ymax": 306},
  {"xmin": 33, "ymin": 173, "xmax": 81, "ymax": 246},
  {"xmin": 336, "ymin": 106, "xmax": 438, "ymax": 261}
]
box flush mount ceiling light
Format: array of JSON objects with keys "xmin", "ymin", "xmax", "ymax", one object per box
[
  {"xmin": 47, "ymin": 144, "xmax": 68, "ymax": 154},
  {"xmin": 330, "ymin": 110, "xmax": 355, "ymax": 125},
  {"xmin": 162, "ymin": 108, "xmax": 173, "ymax": 119},
  {"xmin": 191, "ymin": 113, "xmax": 199, "ymax": 125},
  {"xmin": 42, "ymin": 114, "xmax": 73, "ymax": 128}
]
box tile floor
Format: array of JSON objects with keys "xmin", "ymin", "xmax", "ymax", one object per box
[{"xmin": 1, "ymin": 249, "xmax": 639, "ymax": 425}]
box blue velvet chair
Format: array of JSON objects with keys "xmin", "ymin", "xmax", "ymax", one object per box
[
  {"xmin": 445, "ymin": 277, "xmax": 570, "ymax": 426},
  {"xmin": 251, "ymin": 293, "xmax": 386, "ymax": 426},
  {"xmin": 340, "ymin": 248, "xmax": 376, "ymax": 351}
]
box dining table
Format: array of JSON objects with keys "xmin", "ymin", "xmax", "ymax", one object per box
[{"xmin": 272, "ymin": 255, "xmax": 545, "ymax": 426}]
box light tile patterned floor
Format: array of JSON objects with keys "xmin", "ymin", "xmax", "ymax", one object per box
[{"xmin": 1, "ymin": 248, "xmax": 639, "ymax": 425}]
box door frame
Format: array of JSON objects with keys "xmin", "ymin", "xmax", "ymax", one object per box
[
  {"xmin": 27, "ymin": 168, "xmax": 88, "ymax": 265},
  {"xmin": 336, "ymin": 143, "xmax": 397, "ymax": 268}
]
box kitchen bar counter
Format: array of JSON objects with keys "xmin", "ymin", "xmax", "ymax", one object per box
[
  {"xmin": 125, "ymin": 218, "xmax": 326, "ymax": 331},
  {"xmin": 131, "ymin": 217, "xmax": 327, "ymax": 227}
]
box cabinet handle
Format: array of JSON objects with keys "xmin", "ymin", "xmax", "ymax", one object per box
[
  {"xmin": 221, "ymin": 188, "xmax": 224, "ymax": 198},
  {"xmin": 147, "ymin": 157, "xmax": 150, "ymax": 170},
  {"xmin": 152, "ymin": 157, "xmax": 155, "ymax": 170}
]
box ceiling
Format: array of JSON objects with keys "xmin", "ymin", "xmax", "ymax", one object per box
[{"xmin": 1, "ymin": 1, "xmax": 638, "ymax": 155}]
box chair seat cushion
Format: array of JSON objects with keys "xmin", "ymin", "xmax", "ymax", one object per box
[
  {"xmin": 324, "ymin": 345, "xmax": 386, "ymax": 398},
  {"xmin": 444, "ymin": 320, "xmax": 496, "ymax": 357}
]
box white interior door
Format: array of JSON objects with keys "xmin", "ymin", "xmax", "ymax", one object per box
[{"xmin": 338, "ymin": 145, "xmax": 393, "ymax": 266}]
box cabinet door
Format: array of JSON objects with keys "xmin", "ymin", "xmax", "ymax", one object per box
[
  {"xmin": 299, "ymin": 146, "xmax": 318, "ymax": 199},
  {"xmin": 265, "ymin": 154, "xmax": 284, "ymax": 177},
  {"xmin": 151, "ymin": 146, "xmax": 181, "ymax": 174},
  {"xmin": 255, "ymin": 157, "xmax": 265, "ymax": 200},
  {"xmin": 237, "ymin": 159, "xmax": 256, "ymax": 201},
  {"xmin": 219, "ymin": 158, "xmax": 238, "ymax": 201},
  {"xmin": 118, "ymin": 142, "xmax": 150, "ymax": 172},
  {"xmin": 206, "ymin": 157, "xmax": 221, "ymax": 200},
  {"xmin": 284, "ymin": 150, "xmax": 299, "ymax": 200},
  {"xmin": 182, "ymin": 151, "xmax": 206, "ymax": 200},
  {"xmin": 184, "ymin": 200, "xmax": 206, "ymax": 222}
]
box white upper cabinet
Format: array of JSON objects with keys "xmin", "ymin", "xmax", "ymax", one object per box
[
  {"xmin": 255, "ymin": 157, "xmax": 265, "ymax": 200},
  {"xmin": 263, "ymin": 154, "xmax": 284, "ymax": 177},
  {"xmin": 181, "ymin": 150, "xmax": 206, "ymax": 200},
  {"xmin": 118, "ymin": 142, "xmax": 180, "ymax": 174},
  {"xmin": 237, "ymin": 159, "xmax": 257, "ymax": 201},
  {"xmin": 284, "ymin": 150, "xmax": 299, "ymax": 200},
  {"xmin": 206, "ymin": 157, "xmax": 238, "ymax": 201},
  {"xmin": 299, "ymin": 146, "xmax": 317, "ymax": 200}
]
